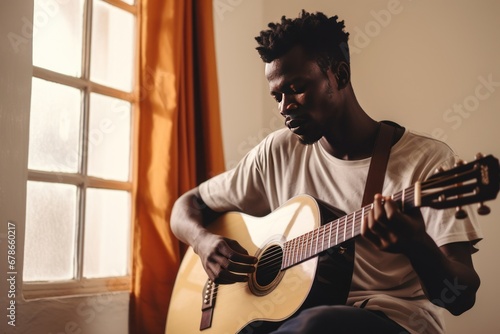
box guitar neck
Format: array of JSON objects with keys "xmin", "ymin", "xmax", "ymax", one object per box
[{"xmin": 281, "ymin": 184, "xmax": 419, "ymax": 269}]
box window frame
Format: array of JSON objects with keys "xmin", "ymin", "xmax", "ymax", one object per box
[{"xmin": 23, "ymin": 0, "xmax": 140, "ymax": 299}]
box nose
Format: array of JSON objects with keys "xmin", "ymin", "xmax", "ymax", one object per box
[{"xmin": 279, "ymin": 94, "xmax": 298, "ymax": 116}]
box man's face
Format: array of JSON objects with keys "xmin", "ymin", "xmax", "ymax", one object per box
[{"xmin": 265, "ymin": 46, "xmax": 341, "ymax": 145}]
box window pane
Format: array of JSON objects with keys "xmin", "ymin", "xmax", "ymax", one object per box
[
  {"xmin": 91, "ymin": 0, "xmax": 135, "ymax": 92},
  {"xmin": 24, "ymin": 182, "xmax": 78, "ymax": 282},
  {"xmin": 28, "ymin": 78, "xmax": 82, "ymax": 173},
  {"xmin": 83, "ymin": 188, "xmax": 131, "ymax": 278},
  {"xmin": 87, "ymin": 93, "xmax": 131, "ymax": 181},
  {"xmin": 32, "ymin": 0, "xmax": 85, "ymax": 76}
]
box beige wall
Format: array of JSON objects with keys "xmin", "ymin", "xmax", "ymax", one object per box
[{"xmin": 214, "ymin": 0, "xmax": 500, "ymax": 332}]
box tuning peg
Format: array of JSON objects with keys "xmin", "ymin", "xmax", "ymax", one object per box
[
  {"xmin": 477, "ymin": 203, "xmax": 491, "ymax": 215},
  {"xmin": 435, "ymin": 166, "xmax": 445, "ymax": 174},
  {"xmin": 455, "ymin": 159, "xmax": 467, "ymax": 219},
  {"xmin": 453, "ymin": 160, "xmax": 467, "ymax": 219},
  {"xmin": 455, "ymin": 207, "xmax": 468, "ymax": 219}
]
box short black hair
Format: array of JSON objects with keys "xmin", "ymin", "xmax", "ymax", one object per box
[{"xmin": 255, "ymin": 10, "xmax": 350, "ymax": 72}]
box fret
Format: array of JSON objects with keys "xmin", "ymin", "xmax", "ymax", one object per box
[
  {"xmin": 302, "ymin": 231, "xmax": 308, "ymax": 260},
  {"xmin": 335, "ymin": 219, "xmax": 339, "ymax": 245},
  {"xmin": 283, "ymin": 242, "xmax": 289, "ymax": 268},
  {"xmin": 414, "ymin": 181, "xmax": 421, "ymax": 207},
  {"xmin": 300, "ymin": 231, "xmax": 308, "ymax": 261},
  {"xmin": 361, "ymin": 206, "xmax": 365, "ymax": 232},
  {"xmin": 297, "ymin": 234, "xmax": 302, "ymax": 261},
  {"xmin": 308, "ymin": 231, "xmax": 314, "ymax": 259},
  {"xmin": 321, "ymin": 228, "xmax": 325, "ymax": 252},
  {"xmin": 308, "ymin": 230, "xmax": 314, "ymax": 260},
  {"xmin": 343, "ymin": 215, "xmax": 347, "ymax": 242},
  {"xmin": 287, "ymin": 242, "xmax": 292, "ymax": 268},
  {"xmin": 317, "ymin": 228, "xmax": 321, "ymax": 253},
  {"xmin": 299, "ymin": 234, "xmax": 306, "ymax": 263},
  {"xmin": 292, "ymin": 236, "xmax": 298, "ymax": 264},
  {"xmin": 357, "ymin": 208, "xmax": 363, "ymax": 235},
  {"xmin": 298, "ymin": 234, "xmax": 304, "ymax": 261},
  {"xmin": 401, "ymin": 188, "xmax": 405, "ymax": 211},
  {"xmin": 287, "ymin": 238, "xmax": 292, "ymax": 267},
  {"xmin": 351, "ymin": 212, "xmax": 356, "ymax": 238},
  {"xmin": 321, "ymin": 226, "xmax": 326, "ymax": 252},
  {"xmin": 313, "ymin": 228, "xmax": 318, "ymax": 255},
  {"xmin": 304, "ymin": 234, "xmax": 309, "ymax": 262},
  {"xmin": 328, "ymin": 220, "xmax": 332, "ymax": 248}
]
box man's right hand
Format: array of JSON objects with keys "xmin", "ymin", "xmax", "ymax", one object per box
[{"xmin": 194, "ymin": 232, "xmax": 257, "ymax": 284}]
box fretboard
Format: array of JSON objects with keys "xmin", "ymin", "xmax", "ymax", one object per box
[{"xmin": 281, "ymin": 185, "xmax": 416, "ymax": 269}]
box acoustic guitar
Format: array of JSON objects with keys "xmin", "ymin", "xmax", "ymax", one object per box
[{"xmin": 165, "ymin": 154, "xmax": 499, "ymax": 334}]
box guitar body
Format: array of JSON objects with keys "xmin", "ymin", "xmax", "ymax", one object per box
[{"xmin": 165, "ymin": 195, "xmax": 353, "ymax": 334}]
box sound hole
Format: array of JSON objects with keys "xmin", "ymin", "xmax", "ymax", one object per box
[{"xmin": 255, "ymin": 244, "xmax": 283, "ymax": 287}]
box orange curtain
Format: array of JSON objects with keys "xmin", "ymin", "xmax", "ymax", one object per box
[{"xmin": 131, "ymin": 0, "xmax": 225, "ymax": 333}]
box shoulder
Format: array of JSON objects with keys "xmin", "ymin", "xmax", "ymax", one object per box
[
  {"xmin": 391, "ymin": 130, "xmax": 459, "ymax": 180},
  {"xmin": 397, "ymin": 130, "xmax": 457, "ymax": 161},
  {"xmin": 262, "ymin": 127, "xmax": 297, "ymax": 146},
  {"xmin": 254, "ymin": 128, "xmax": 303, "ymax": 156},
  {"xmin": 404, "ymin": 130, "xmax": 455, "ymax": 152}
]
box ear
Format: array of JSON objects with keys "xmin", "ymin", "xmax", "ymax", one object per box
[{"xmin": 333, "ymin": 62, "xmax": 350, "ymax": 89}]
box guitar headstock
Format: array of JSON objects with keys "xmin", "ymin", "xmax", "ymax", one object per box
[{"xmin": 420, "ymin": 154, "xmax": 500, "ymax": 218}]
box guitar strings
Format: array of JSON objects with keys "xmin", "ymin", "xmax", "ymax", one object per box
[
  {"xmin": 256, "ymin": 211, "xmax": 364, "ymax": 276},
  {"xmin": 257, "ymin": 186, "xmax": 416, "ymax": 274},
  {"xmin": 208, "ymin": 187, "xmax": 419, "ymax": 300}
]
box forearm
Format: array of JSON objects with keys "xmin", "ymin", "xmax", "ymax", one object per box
[
  {"xmin": 170, "ymin": 187, "xmax": 222, "ymax": 251},
  {"xmin": 171, "ymin": 188, "xmax": 256, "ymax": 283},
  {"xmin": 404, "ymin": 234, "xmax": 480, "ymax": 315}
]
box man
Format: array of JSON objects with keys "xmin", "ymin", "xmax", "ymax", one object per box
[{"xmin": 171, "ymin": 10, "xmax": 482, "ymax": 333}]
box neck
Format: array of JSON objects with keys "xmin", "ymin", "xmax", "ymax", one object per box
[{"xmin": 320, "ymin": 111, "xmax": 380, "ymax": 160}]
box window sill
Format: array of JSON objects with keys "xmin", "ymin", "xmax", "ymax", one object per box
[{"xmin": 22, "ymin": 276, "xmax": 131, "ymax": 300}]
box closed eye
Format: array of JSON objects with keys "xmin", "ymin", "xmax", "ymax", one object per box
[
  {"xmin": 290, "ymin": 84, "xmax": 304, "ymax": 94},
  {"xmin": 271, "ymin": 92, "xmax": 282, "ymax": 102}
]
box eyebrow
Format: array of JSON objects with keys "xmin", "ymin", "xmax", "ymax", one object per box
[{"xmin": 269, "ymin": 77, "xmax": 305, "ymax": 95}]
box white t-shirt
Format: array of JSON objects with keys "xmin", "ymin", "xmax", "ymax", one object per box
[{"xmin": 199, "ymin": 127, "xmax": 482, "ymax": 334}]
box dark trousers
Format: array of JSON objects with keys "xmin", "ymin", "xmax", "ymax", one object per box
[{"xmin": 269, "ymin": 305, "xmax": 410, "ymax": 334}]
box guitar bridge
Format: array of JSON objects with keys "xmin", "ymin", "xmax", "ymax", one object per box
[{"xmin": 200, "ymin": 279, "xmax": 217, "ymax": 330}]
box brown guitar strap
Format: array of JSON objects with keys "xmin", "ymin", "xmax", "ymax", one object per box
[
  {"xmin": 354, "ymin": 122, "xmax": 396, "ymax": 310},
  {"xmin": 361, "ymin": 122, "xmax": 396, "ymax": 206}
]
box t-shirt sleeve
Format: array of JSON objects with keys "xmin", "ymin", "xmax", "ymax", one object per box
[
  {"xmin": 422, "ymin": 206, "xmax": 483, "ymax": 248},
  {"xmin": 419, "ymin": 148, "xmax": 483, "ymax": 249},
  {"xmin": 199, "ymin": 140, "xmax": 272, "ymax": 217}
]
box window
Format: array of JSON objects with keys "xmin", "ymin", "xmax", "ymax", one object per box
[{"xmin": 23, "ymin": 0, "xmax": 139, "ymax": 298}]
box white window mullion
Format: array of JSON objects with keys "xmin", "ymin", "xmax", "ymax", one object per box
[
  {"xmin": 87, "ymin": 178, "xmax": 133, "ymax": 191},
  {"xmin": 76, "ymin": 0, "xmax": 93, "ymax": 283},
  {"xmin": 75, "ymin": 87, "xmax": 90, "ymax": 282},
  {"xmin": 33, "ymin": 66, "xmax": 88, "ymax": 90},
  {"xmin": 27, "ymin": 170, "xmax": 85, "ymax": 185},
  {"xmin": 82, "ymin": 0, "xmax": 93, "ymax": 81},
  {"xmin": 101, "ymin": 0, "xmax": 137, "ymax": 14},
  {"xmin": 33, "ymin": 66, "xmax": 134, "ymax": 102}
]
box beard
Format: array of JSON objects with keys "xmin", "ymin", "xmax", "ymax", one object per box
[
  {"xmin": 285, "ymin": 113, "xmax": 324, "ymax": 145},
  {"xmin": 295, "ymin": 131, "xmax": 322, "ymax": 145}
]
